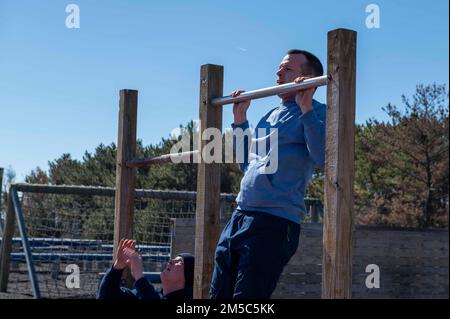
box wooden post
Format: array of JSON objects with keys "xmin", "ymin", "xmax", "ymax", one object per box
[
  {"xmin": 194, "ymin": 64, "xmax": 223, "ymax": 299},
  {"xmin": 0, "ymin": 167, "xmax": 3, "ymax": 234},
  {"xmin": 0, "ymin": 167, "xmax": 3, "ymax": 201},
  {"xmin": 0, "ymin": 189, "xmax": 16, "ymax": 292},
  {"xmin": 113, "ymin": 89, "xmax": 138, "ymax": 287},
  {"xmin": 322, "ymin": 28, "xmax": 357, "ymax": 299}
]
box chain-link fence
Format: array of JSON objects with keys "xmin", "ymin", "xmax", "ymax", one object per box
[{"xmin": 0, "ymin": 183, "xmax": 321, "ymax": 299}]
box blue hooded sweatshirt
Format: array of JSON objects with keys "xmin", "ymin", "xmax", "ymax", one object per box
[{"xmin": 232, "ymin": 98, "xmax": 326, "ymax": 224}]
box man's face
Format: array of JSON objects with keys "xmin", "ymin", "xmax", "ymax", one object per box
[
  {"xmin": 160, "ymin": 256, "xmax": 185, "ymax": 286},
  {"xmin": 276, "ymin": 54, "xmax": 308, "ymax": 99}
]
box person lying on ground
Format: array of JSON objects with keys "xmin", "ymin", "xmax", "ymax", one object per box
[{"xmin": 97, "ymin": 239, "xmax": 194, "ymax": 299}]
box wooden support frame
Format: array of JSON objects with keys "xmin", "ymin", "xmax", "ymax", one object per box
[
  {"xmin": 194, "ymin": 64, "xmax": 223, "ymax": 299},
  {"xmin": 322, "ymin": 28, "xmax": 357, "ymax": 299},
  {"xmin": 112, "ymin": 27, "xmax": 356, "ymax": 299}
]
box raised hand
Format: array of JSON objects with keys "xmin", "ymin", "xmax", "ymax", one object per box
[
  {"xmin": 123, "ymin": 247, "xmax": 144, "ymax": 281},
  {"xmin": 232, "ymin": 90, "xmax": 251, "ymax": 125},
  {"xmin": 294, "ymin": 76, "xmax": 315, "ymax": 113},
  {"xmin": 113, "ymin": 239, "xmax": 136, "ymax": 270}
]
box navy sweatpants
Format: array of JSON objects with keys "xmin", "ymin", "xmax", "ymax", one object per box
[{"xmin": 210, "ymin": 210, "xmax": 300, "ymax": 299}]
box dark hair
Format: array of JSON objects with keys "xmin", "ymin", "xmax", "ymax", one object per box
[
  {"xmin": 286, "ymin": 49, "xmax": 324, "ymax": 77},
  {"xmin": 177, "ymin": 253, "xmax": 195, "ymax": 288}
]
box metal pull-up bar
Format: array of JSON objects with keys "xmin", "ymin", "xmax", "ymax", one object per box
[
  {"xmin": 123, "ymin": 76, "xmax": 329, "ymax": 169},
  {"xmin": 126, "ymin": 150, "xmax": 199, "ymax": 168},
  {"xmin": 211, "ymin": 75, "xmax": 329, "ymax": 106}
]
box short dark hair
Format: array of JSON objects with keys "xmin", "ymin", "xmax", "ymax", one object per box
[{"xmin": 286, "ymin": 49, "xmax": 324, "ymax": 77}]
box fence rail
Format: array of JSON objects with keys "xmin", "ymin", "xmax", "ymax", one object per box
[{"xmin": 13, "ymin": 183, "xmax": 236, "ymax": 202}]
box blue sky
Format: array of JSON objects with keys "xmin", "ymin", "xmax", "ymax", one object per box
[{"xmin": 0, "ymin": 0, "xmax": 448, "ymax": 182}]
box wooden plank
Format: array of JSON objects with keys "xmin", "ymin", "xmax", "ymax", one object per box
[
  {"xmin": 0, "ymin": 190, "xmax": 15, "ymax": 292},
  {"xmin": 283, "ymin": 264, "xmax": 323, "ymax": 273},
  {"xmin": 113, "ymin": 89, "xmax": 138, "ymax": 287},
  {"xmin": 194, "ymin": 64, "xmax": 223, "ymax": 299},
  {"xmin": 354, "ymin": 247, "xmax": 448, "ymax": 258},
  {"xmin": 0, "ymin": 167, "xmax": 3, "ymax": 235},
  {"xmin": 354, "ymin": 256, "xmax": 449, "ymax": 267},
  {"xmin": 0, "ymin": 167, "xmax": 3, "ymax": 196},
  {"xmin": 322, "ymin": 28, "xmax": 357, "ymax": 299},
  {"xmin": 287, "ymin": 256, "xmax": 322, "ymax": 266},
  {"xmin": 0, "ymin": 292, "xmax": 33, "ymax": 299},
  {"xmin": 356, "ymin": 232, "xmax": 441, "ymax": 242}
]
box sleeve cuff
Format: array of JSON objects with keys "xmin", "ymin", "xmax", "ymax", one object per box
[
  {"xmin": 300, "ymin": 110, "xmax": 321, "ymax": 130},
  {"xmin": 231, "ymin": 121, "xmax": 249, "ymax": 130}
]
